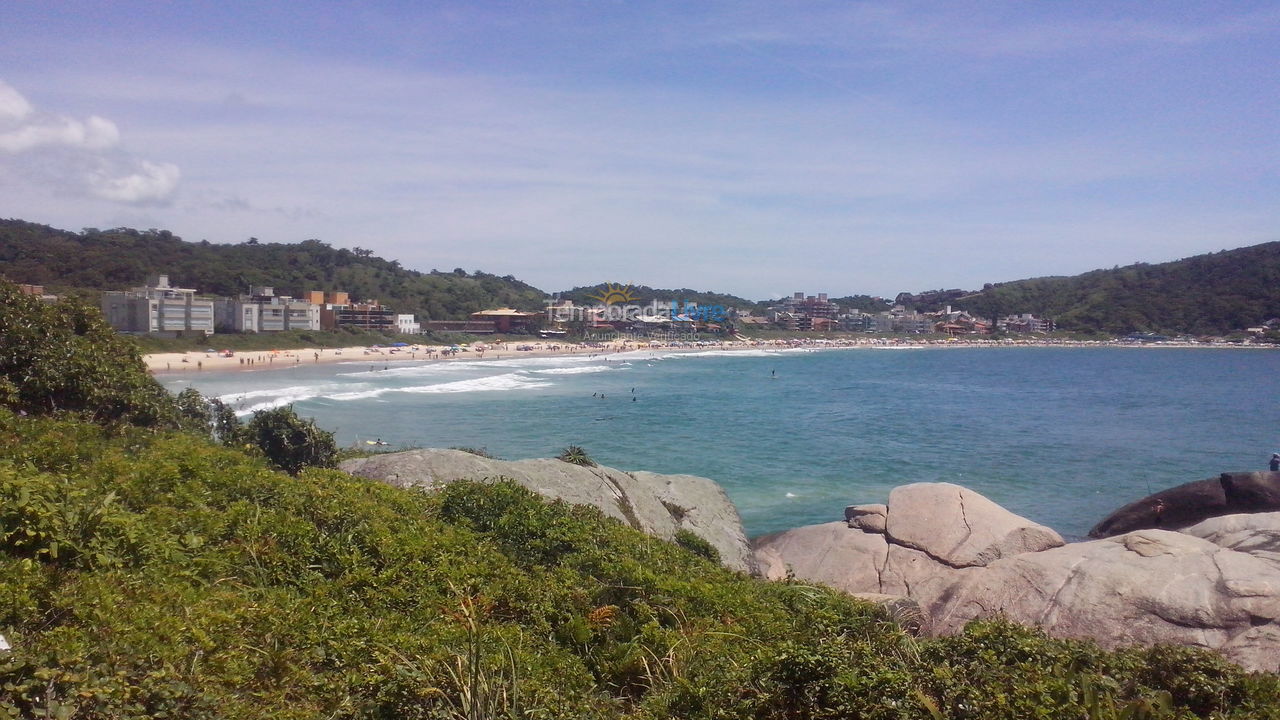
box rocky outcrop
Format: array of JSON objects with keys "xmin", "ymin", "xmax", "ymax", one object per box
[
  {"xmin": 1089, "ymin": 471, "xmax": 1280, "ymax": 538},
  {"xmin": 1179, "ymin": 512, "xmax": 1280, "ymax": 569},
  {"xmin": 883, "ymin": 483, "xmax": 1063, "ymax": 567},
  {"xmin": 930, "ymin": 530, "xmax": 1280, "ymax": 673},
  {"xmin": 754, "ymin": 482, "xmax": 1280, "ymax": 672},
  {"xmin": 340, "ymin": 449, "xmax": 756, "ymax": 574}
]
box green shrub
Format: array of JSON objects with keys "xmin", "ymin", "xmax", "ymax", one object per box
[
  {"xmin": 0, "ymin": 410, "xmax": 1277, "ymax": 719},
  {"xmin": 673, "ymin": 529, "xmax": 720, "ymax": 564},
  {"xmin": 239, "ymin": 406, "xmax": 338, "ymax": 475},
  {"xmin": 0, "ymin": 281, "xmax": 189, "ymax": 429},
  {"xmin": 557, "ymin": 445, "xmax": 596, "ymax": 467}
]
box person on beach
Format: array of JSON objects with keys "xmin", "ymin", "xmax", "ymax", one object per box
[{"xmin": 1271, "ymin": 453, "xmax": 1280, "ymax": 472}]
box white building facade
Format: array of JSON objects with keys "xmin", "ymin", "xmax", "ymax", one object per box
[{"xmin": 101, "ymin": 274, "xmax": 215, "ymax": 335}]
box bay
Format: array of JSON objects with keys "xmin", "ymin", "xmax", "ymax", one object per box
[{"xmin": 162, "ymin": 347, "xmax": 1280, "ymax": 539}]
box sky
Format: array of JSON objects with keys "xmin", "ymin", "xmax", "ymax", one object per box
[{"xmin": 1, "ymin": 1, "xmax": 1277, "ymax": 300}]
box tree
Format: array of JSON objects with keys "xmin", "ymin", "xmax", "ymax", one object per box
[
  {"xmin": 0, "ymin": 281, "xmax": 190, "ymax": 429},
  {"xmin": 239, "ymin": 406, "xmax": 337, "ymax": 475}
]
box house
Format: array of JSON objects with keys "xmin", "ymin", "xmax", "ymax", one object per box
[
  {"xmin": 396, "ymin": 314, "xmax": 420, "ymax": 334},
  {"xmin": 470, "ymin": 307, "xmax": 540, "ymax": 333},
  {"xmin": 101, "ymin": 274, "xmax": 215, "ymax": 335}
]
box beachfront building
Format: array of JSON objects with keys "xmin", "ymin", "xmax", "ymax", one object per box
[
  {"xmin": 470, "ymin": 307, "xmax": 541, "ymax": 333},
  {"xmin": 998, "ymin": 313, "xmax": 1055, "ymax": 334},
  {"xmin": 396, "ymin": 314, "xmax": 420, "ymax": 334},
  {"xmin": 101, "ymin": 274, "xmax": 216, "ymax": 335},
  {"xmin": 213, "ymin": 286, "xmax": 320, "ymax": 333},
  {"xmin": 329, "ymin": 300, "xmax": 397, "ymax": 332},
  {"xmin": 768, "ymin": 292, "xmax": 840, "ymax": 331},
  {"xmin": 421, "ymin": 320, "xmax": 497, "ymax": 334}
]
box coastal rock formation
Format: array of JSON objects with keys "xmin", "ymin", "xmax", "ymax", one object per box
[
  {"xmin": 1179, "ymin": 512, "xmax": 1280, "ymax": 569},
  {"xmin": 1089, "ymin": 471, "xmax": 1280, "ymax": 538},
  {"xmin": 754, "ymin": 482, "xmax": 1280, "ymax": 672},
  {"xmin": 844, "ymin": 503, "xmax": 886, "ymax": 533},
  {"xmin": 930, "ymin": 530, "xmax": 1280, "ymax": 673},
  {"xmin": 882, "ymin": 483, "xmax": 1064, "ymax": 567},
  {"xmin": 340, "ymin": 449, "xmax": 756, "ymax": 574}
]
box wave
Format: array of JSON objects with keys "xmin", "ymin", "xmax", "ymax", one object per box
[
  {"xmin": 399, "ymin": 373, "xmax": 553, "ymax": 394},
  {"xmin": 530, "ymin": 366, "xmax": 613, "ymax": 375}
]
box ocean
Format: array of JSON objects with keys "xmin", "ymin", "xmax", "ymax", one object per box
[{"xmin": 161, "ymin": 346, "xmax": 1280, "ymax": 539}]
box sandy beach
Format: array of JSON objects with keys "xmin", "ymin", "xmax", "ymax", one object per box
[{"xmin": 144, "ymin": 335, "xmax": 1273, "ymax": 375}]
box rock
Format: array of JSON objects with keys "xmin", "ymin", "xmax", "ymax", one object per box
[
  {"xmin": 340, "ymin": 449, "xmax": 756, "ymax": 574},
  {"xmin": 1179, "ymin": 512, "xmax": 1280, "ymax": 568},
  {"xmin": 754, "ymin": 483, "xmax": 1280, "ymax": 671},
  {"xmin": 884, "ymin": 483, "xmax": 1064, "ymax": 567},
  {"xmin": 1089, "ymin": 471, "xmax": 1280, "ymax": 538},
  {"xmin": 845, "ymin": 503, "xmax": 887, "ymax": 533},
  {"xmin": 929, "ymin": 530, "xmax": 1280, "ymax": 673},
  {"xmin": 754, "ymin": 522, "xmax": 888, "ymax": 589}
]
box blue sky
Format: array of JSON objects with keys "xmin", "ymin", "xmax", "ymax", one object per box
[{"xmin": 1, "ymin": 1, "xmax": 1277, "ymax": 299}]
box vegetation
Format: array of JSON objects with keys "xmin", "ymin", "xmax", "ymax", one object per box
[
  {"xmin": 0, "ymin": 281, "xmax": 1279, "ymax": 717},
  {"xmin": 555, "ymin": 283, "xmax": 756, "ymax": 312},
  {"xmin": 0, "ymin": 219, "xmax": 547, "ymax": 320},
  {"xmin": 2, "ymin": 413, "xmax": 1280, "ymax": 718},
  {"xmin": 950, "ymin": 243, "xmax": 1280, "ymax": 335},
  {"xmin": 557, "ymin": 445, "xmax": 597, "ymax": 467}
]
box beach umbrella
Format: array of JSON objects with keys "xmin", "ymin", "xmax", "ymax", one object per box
[{"xmin": 391, "ymin": 342, "xmax": 409, "ymax": 347}]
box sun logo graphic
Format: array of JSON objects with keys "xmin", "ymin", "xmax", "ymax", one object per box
[{"xmin": 588, "ymin": 283, "xmax": 639, "ymax": 305}]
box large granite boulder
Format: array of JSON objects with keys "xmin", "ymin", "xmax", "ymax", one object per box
[
  {"xmin": 1179, "ymin": 512, "xmax": 1280, "ymax": 569},
  {"xmin": 1089, "ymin": 471, "xmax": 1280, "ymax": 538},
  {"xmin": 754, "ymin": 484, "xmax": 1280, "ymax": 671},
  {"xmin": 341, "ymin": 449, "xmax": 756, "ymax": 573},
  {"xmin": 884, "ymin": 483, "xmax": 1064, "ymax": 567},
  {"xmin": 930, "ymin": 530, "xmax": 1280, "ymax": 673}
]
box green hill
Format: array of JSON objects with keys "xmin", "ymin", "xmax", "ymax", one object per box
[
  {"xmin": 0, "ymin": 219, "xmax": 547, "ymax": 320},
  {"xmin": 951, "ymin": 243, "xmax": 1280, "ymax": 335},
  {"xmin": 555, "ymin": 283, "xmax": 757, "ymax": 311}
]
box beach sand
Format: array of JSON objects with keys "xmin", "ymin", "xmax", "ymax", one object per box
[
  {"xmin": 145, "ymin": 336, "xmax": 1268, "ymax": 375},
  {"xmin": 147, "ymin": 338, "xmax": 684, "ymax": 374}
]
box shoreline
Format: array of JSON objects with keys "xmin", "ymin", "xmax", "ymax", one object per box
[{"xmin": 146, "ymin": 336, "xmax": 1277, "ymax": 375}]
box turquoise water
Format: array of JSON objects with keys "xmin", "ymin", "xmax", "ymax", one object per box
[{"xmin": 161, "ymin": 347, "xmax": 1280, "ymax": 539}]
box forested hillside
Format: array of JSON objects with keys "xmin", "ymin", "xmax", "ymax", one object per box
[
  {"xmin": 951, "ymin": 243, "xmax": 1280, "ymax": 335},
  {"xmin": 555, "ymin": 283, "xmax": 757, "ymax": 311},
  {"xmin": 0, "ymin": 219, "xmax": 547, "ymax": 320}
]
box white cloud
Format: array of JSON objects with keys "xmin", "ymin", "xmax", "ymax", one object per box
[
  {"xmin": 0, "ymin": 113, "xmax": 119, "ymax": 153},
  {"xmin": 87, "ymin": 160, "xmax": 180, "ymax": 203},
  {"xmin": 0, "ymin": 80, "xmax": 32, "ymax": 121},
  {"xmin": 0, "ymin": 78, "xmax": 176, "ymax": 204}
]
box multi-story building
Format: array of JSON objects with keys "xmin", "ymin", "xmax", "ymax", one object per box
[
  {"xmin": 214, "ymin": 286, "xmax": 320, "ymax": 333},
  {"xmin": 330, "ymin": 300, "xmax": 397, "ymax": 332},
  {"xmin": 999, "ymin": 313, "xmax": 1055, "ymax": 334},
  {"xmin": 769, "ymin": 292, "xmax": 840, "ymax": 331},
  {"xmin": 101, "ymin": 274, "xmax": 216, "ymax": 335},
  {"xmin": 396, "ymin": 314, "xmax": 420, "ymax": 334}
]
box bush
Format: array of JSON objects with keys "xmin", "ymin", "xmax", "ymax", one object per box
[
  {"xmin": 557, "ymin": 445, "xmax": 596, "ymax": 467},
  {"xmin": 0, "ymin": 281, "xmax": 190, "ymax": 429},
  {"xmin": 239, "ymin": 406, "xmax": 338, "ymax": 475},
  {"xmin": 673, "ymin": 529, "xmax": 720, "ymax": 563}
]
